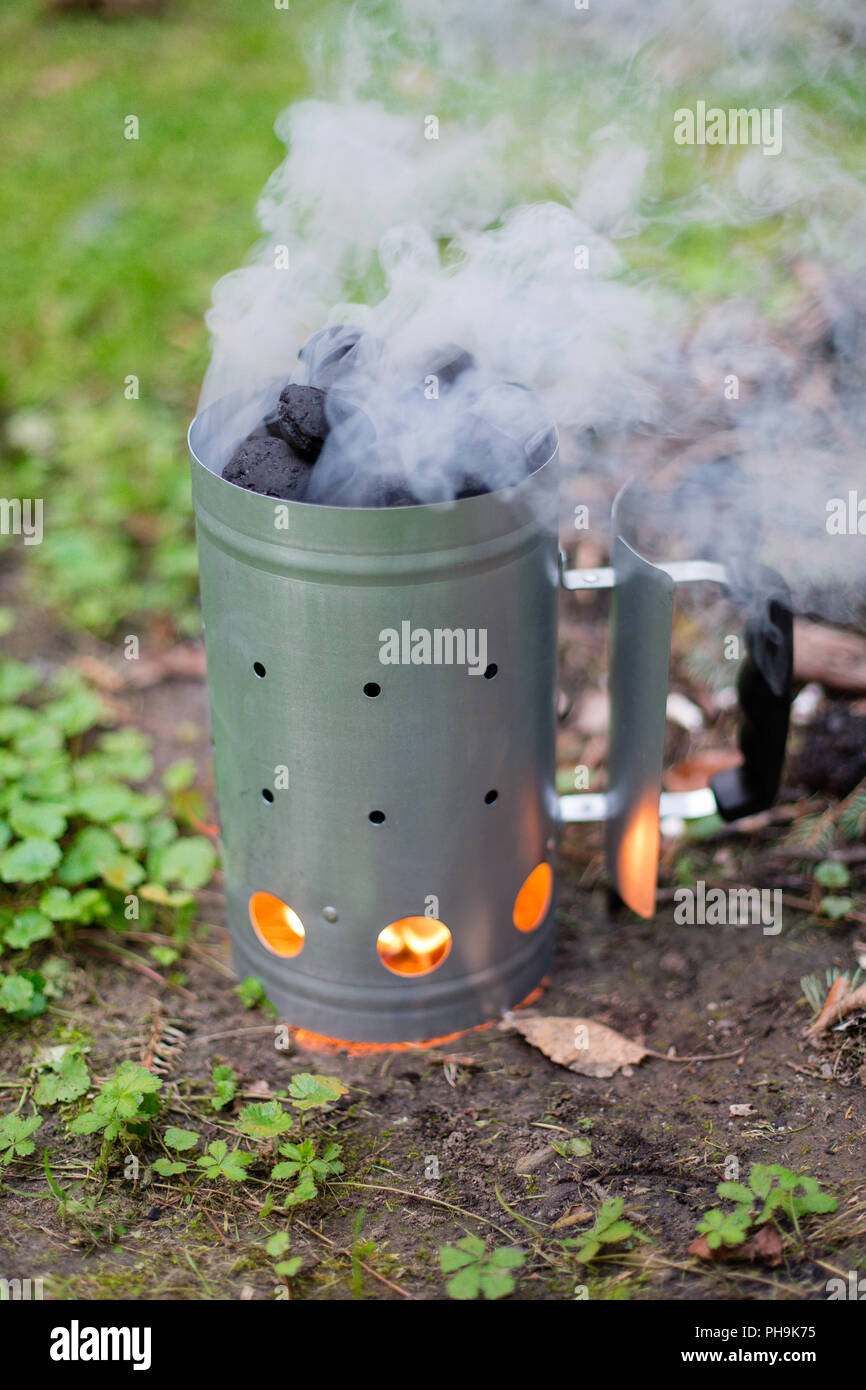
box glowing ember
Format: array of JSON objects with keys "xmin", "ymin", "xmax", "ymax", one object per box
[
  {"xmin": 376, "ymin": 917, "xmax": 452, "ymax": 976},
  {"xmin": 287, "ymin": 983, "xmax": 549, "ymax": 1056},
  {"xmin": 615, "ymin": 797, "xmax": 660, "ymax": 918},
  {"xmin": 513, "ymin": 862, "xmax": 553, "ymax": 933},
  {"xmin": 249, "ymin": 891, "xmax": 306, "ymax": 957}
]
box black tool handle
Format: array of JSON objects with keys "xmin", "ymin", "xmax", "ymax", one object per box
[{"xmin": 709, "ymin": 568, "xmax": 794, "ymax": 823}]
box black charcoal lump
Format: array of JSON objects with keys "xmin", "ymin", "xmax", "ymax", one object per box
[
  {"xmin": 298, "ymin": 325, "xmax": 376, "ymax": 389},
  {"xmin": 220, "ymin": 326, "xmax": 554, "ymax": 507},
  {"xmin": 222, "ymin": 436, "xmax": 312, "ymax": 500},
  {"xmin": 304, "ymin": 398, "xmax": 416, "ymax": 507},
  {"xmin": 275, "ymin": 384, "xmax": 329, "ymax": 459}
]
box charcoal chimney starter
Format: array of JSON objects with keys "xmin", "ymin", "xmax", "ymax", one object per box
[
  {"xmin": 190, "ymin": 394, "xmax": 793, "ymax": 1044},
  {"xmin": 190, "ymin": 393, "xmax": 559, "ymax": 1043}
]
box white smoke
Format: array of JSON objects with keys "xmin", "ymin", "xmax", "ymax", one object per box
[{"xmin": 198, "ymin": 0, "xmax": 866, "ymax": 604}]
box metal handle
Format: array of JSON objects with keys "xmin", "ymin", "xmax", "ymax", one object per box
[
  {"xmin": 558, "ymin": 557, "xmax": 794, "ymax": 827},
  {"xmin": 558, "ymin": 550, "xmax": 793, "ymax": 916},
  {"xmin": 558, "ymin": 475, "xmax": 794, "ymax": 916},
  {"xmin": 709, "ymin": 568, "xmax": 794, "ymax": 822}
]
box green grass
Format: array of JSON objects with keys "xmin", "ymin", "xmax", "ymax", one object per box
[
  {"xmin": 0, "ymin": 0, "xmax": 312, "ymax": 406},
  {"xmin": 4, "ymin": 1, "xmax": 863, "ymax": 416},
  {"xmin": 0, "ymin": 0, "xmax": 314, "ymax": 632}
]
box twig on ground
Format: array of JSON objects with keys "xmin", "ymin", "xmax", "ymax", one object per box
[
  {"xmin": 78, "ymin": 936, "xmax": 195, "ymax": 999},
  {"xmin": 292, "ymin": 1217, "xmax": 412, "ymax": 1299}
]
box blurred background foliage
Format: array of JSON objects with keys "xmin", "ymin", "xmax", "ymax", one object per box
[
  {"xmin": 1, "ymin": 0, "xmax": 865, "ymax": 636},
  {"xmin": 0, "ymin": 0, "xmax": 311, "ymax": 634}
]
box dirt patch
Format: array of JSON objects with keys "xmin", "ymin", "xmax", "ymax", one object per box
[{"xmin": 1, "ymin": 611, "xmax": 865, "ymax": 1301}]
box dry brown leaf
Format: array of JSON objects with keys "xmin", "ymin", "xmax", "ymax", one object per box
[
  {"xmin": 511, "ymin": 1014, "xmax": 648, "ymax": 1078},
  {"xmin": 510, "ymin": 1014, "xmax": 749, "ymax": 1074},
  {"xmin": 244, "ymin": 1079, "xmax": 273, "ymax": 1098},
  {"xmin": 72, "ymin": 655, "xmax": 127, "ymax": 693},
  {"xmin": 126, "ymin": 645, "xmax": 208, "ymax": 687},
  {"xmin": 30, "ymin": 60, "xmax": 98, "ymax": 98},
  {"xmin": 551, "ymin": 1205, "xmax": 593, "ymax": 1231},
  {"xmin": 804, "ymin": 974, "xmax": 851, "ymax": 1037},
  {"xmin": 576, "ymin": 689, "xmax": 610, "ymax": 736},
  {"xmin": 664, "ymin": 749, "xmax": 743, "ymax": 792},
  {"xmin": 794, "ymin": 619, "xmax": 866, "ymax": 694},
  {"xmin": 745, "ymin": 1225, "xmax": 784, "ymax": 1266},
  {"xmin": 689, "ymin": 1223, "xmax": 783, "ymax": 1267},
  {"xmin": 806, "ymin": 978, "xmax": 866, "ymax": 1037}
]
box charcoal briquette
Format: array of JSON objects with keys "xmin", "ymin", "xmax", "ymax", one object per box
[
  {"xmin": 455, "ymin": 473, "xmax": 490, "ymax": 500},
  {"xmin": 222, "ymin": 332, "xmax": 552, "ymax": 509},
  {"xmin": 262, "ymin": 405, "xmax": 283, "ymax": 439},
  {"xmin": 298, "ymin": 325, "xmax": 376, "ymax": 389},
  {"xmin": 276, "ymin": 384, "xmax": 329, "ymax": 458},
  {"xmin": 222, "ymin": 435, "xmax": 312, "ymax": 500},
  {"xmin": 462, "ymin": 414, "xmax": 529, "ymax": 491},
  {"xmin": 362, "ymin": 475, "xmax": 419, "ymax": 507}
]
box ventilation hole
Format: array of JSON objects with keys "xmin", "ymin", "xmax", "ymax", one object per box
[
  {"xmin": 483, "ymin": 663, "xmax": 498, "ymax": 679},
  {"xmin": 369, "ymin": 810, "xmax": 386, "ymax": 825},
  {"xmin": 363, "ymin": 682, "xmax": 381, "ymax": 698},
  {"xmin": 253, "ymin": 662, "xmax": 266, "ymax": 678},
  {"xmin": 377, "ymin": 917, "xmax": 451, "ymax": 977},
  {"xmin": 484, "ymin": 789, "xmax": 499, "ymax": 805},
  {"xmin": 262, "ymin": 788, "xmax": 275, "ymax": 804},
  {"xmin": 249, "ymin": 891, "xmax": 305, "ymax": 958},
  {"xmin": 513, "ymin": 862, "xmax": 553, "ymax": 933}
]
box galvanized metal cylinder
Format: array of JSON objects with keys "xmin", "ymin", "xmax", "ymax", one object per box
[{"xmin": 189, "ymin": 392, "xmax": 559, "ymax": 1042}]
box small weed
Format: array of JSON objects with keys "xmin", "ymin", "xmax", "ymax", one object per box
[
  {"xmin": 0, "ymin": 661, "xmax": 216, "ymax": 1012},
  {"xmin": 237, "ymin": 1100, "xmax": 294, "ymax": 1142},
  {"xmin": 234, "ymin": 976, "xmax": 275, "ymax": 1013},
  {"xmin": 562, "ymin": 1198, "xmax": 644, "ymax": 1264},
  {"xmin": 195, "ymin": 1140, "xmax": 256, "ymax": 1183},
  {"xmin": 42, "ymin": 1154, "xmax": 127, "ymax": 1245},
  {"xmin": 439, "ymin": 1235, "xmax": 526, "ymax": 1300},
  {"xmin": 696, "ymin": 1163, "xmax": 837, "ymax": 1249},
  {"xmin": 272, "ymin": 1137, "xmax": 344, "ymax": 1207},
  {"xmin": 209, "ymin": 1063, "xmax": 238, "ymax": 1112},
  {"xmin": 265, "ymin": 1231, "xmax": 303, "ymax": 1283},
  {"xmin": 0, "ymin": 1111, "xmax": 42, "ymax": 1167},
  {"xmin": 350, "ymin": 1209, "xmax": 374, "ymax": 1300},
  {"xmin": 68, "ymin": 1061, "xmax": 161, "ymax": 1168},
  {"xmin": 32, "ymin": 1044, "xmax": 91, "ymax": 1107}
]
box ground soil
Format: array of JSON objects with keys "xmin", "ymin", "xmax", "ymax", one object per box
[{"xmin": 1, "ymin": 584, "xmax": 864, "ymax": 1301}]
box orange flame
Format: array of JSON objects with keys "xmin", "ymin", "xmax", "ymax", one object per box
[
  {"xmin": 249, "ymin": 892, "xmax": 306, "ymax": 957},
  {"xmin": 615, "ymin": 797, "xmax": 660, "ymax": 918},
  {"xmin": 513, "ymin": 863, "xmax": 553, "ymax": 933},
  {"xmin": 287, "ymin": 982, "xmax": 548, "ymax": 1056},
  {"xmin": 376, "ymin": 917, "xmax": 452, "ymax": 976}
]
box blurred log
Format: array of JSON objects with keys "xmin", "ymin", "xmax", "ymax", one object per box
[{"xmin": 794, "ymin": 618, "xmax": 866, "ymax": 694}]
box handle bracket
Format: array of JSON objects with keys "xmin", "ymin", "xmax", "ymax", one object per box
[
  {"xmin": 560, "ymin": 558, "xmax": 728, "ymax": 591},
  {"xmin": 560, "ymin": 788, "xmax": 718, "ymax": 823}
]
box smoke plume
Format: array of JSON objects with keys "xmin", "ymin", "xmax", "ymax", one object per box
[{"xmin": 198, "ymin": 0, "xmax": 866, "ymax": 612}]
